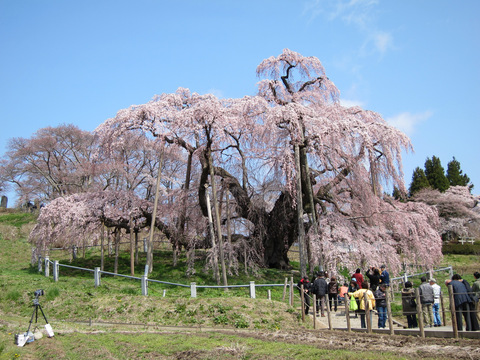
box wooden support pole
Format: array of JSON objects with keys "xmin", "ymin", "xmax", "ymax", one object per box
[
  {"xmin": 301, "ymin": 284, "xmax": 305, "ymax": 322},
  {"xmin": 386, "ymin": 289, "xmax": 394, "ymax": 335},
  {"xmin": 448, "ymin": 285, "xmax": 458, "ymax": 339},
  {"xmin": 364, "ymin": 292, "xmax": 372, "ymax": 333},
  {"xmin": 440, "ymin": 293, "xmax": 446, "ymax": 326},
  {"xmin": 415, "ymin": 289, "xmax": 425, "ymax": 338},
  {"xmin": 345, "ymin": 296, "xmax": 351, "ymax": 332}
]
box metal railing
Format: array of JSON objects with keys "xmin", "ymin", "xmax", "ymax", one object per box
[{"xmin": 38, "ymin": 256, "xmax": 292, "ymax": 300}]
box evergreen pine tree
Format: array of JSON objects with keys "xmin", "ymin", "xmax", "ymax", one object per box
[
  {"xmin": 424, "ymin": 156, "xmax": 450, "ymax": 192},
  {"xmin": 409, "ymin": 167, "xmax": 430, "ymax": 195},
  {"xmin": 446, "ymin": 157, "xmax": 472, "ymax": 190},
  {"xmin": 392, "ymin": 186, "xmax": 407, "ymax": 201}
]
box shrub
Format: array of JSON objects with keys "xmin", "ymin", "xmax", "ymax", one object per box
[{"xmin": 442, "ymin": 243, "xmax": 480, "ymax": 255}]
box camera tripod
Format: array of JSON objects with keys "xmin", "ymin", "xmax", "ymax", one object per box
[{"xmin": 26, "ymin": 298, "xmax": 49, "ymax": 334}]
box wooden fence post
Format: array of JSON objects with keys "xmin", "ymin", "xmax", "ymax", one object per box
[
  {"xmin": 448, "ymin": 284, "xmax": 458, "ymax": 339},
  {"xmin": 300, "ymin": 284, "xmax": 305, "ymax": 322},
  {"xmin": 440, "ymin": 293, "xmax": 446, "ymax": 326},
  {"xmin": 289, "ymin": 277, "xmax": 294, "ymax": 307},
  {"xmin": 282, "ymin": 277, "xmax": 288, "ymax": 302},
  {"xmin": 326, "ymin": 296, "xmax": 332, "ymax": 330},
  {"xmin": 415, "ymin": 288, "xmax": 425, "ymax": 338},
  {"xmin": 386, "ymin": 289, "xmax": 394, "ymax": 335},
  {"xmin": 364, "ymin": 292, "xmax": 371, "ymax": 333},
  {"xmin": 345, "ymin": 295, "xmax": 351, "ymax": 332},
  {"xmin": 313, "ymin": 294, "xmax": 317, "ymax": 329}
]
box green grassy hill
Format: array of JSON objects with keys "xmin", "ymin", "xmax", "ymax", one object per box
[{"xmin": 1, "ymin": 210, "xmax": 479, "ymax": 360}]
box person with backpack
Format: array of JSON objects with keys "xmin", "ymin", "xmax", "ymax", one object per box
[
  {"xmin": 313, "ymin": 271, "xmax": 328, "ymax": 317},
  {"xmin": 402, "ymin": 281, "xmax": 418, "ymax": 328},
  {"xmin": 374, "ymin": 284, "xmax": 387, "ymax": 328}
]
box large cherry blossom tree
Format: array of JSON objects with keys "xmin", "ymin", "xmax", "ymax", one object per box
[{"xmin": 94, "ymin": 49, "xmax": 442, "ymax": 275}]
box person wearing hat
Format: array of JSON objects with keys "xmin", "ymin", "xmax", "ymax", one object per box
[
  {"xmin": 429, "ymin": 278, "xmax": 442, "ymax": 327},
  {"xmin": 297, "ymin": 276, "xmax": 312, "ymax": 315},
  {"xmin": 380, "ymin": 264, "xmax": 390, "ymax": 287}
]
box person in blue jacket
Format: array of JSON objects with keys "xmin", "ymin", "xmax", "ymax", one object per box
[{"xmin": 380, "ymin": 264, "xmax": 390, "ymax": 287}]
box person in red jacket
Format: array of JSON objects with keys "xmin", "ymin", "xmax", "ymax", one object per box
[{"xmin": 352, "ymin": 268, "xmax": 364, "ymax": 289}]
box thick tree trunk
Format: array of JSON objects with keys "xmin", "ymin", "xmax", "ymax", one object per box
[
  {"xmin": 214, "ymin": 165, "xmax": 299, "ymax": 269},
  {"xmin": 261, "ymin": 193, "xmax": 297, "ymax": 269}
]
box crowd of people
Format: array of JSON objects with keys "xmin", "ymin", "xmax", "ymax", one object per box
[
  {"xmin": 297, "ymin": 265, "xmax": 390, "ymax": 328},
  {"xmin": 297, "ymin": 266, "xmax": 480, "ymax": 332}
]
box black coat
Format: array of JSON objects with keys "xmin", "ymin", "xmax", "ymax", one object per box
[
  {"xmin": 313, "ymin": 277, "xmax": 328, "ymax": 296},
  {"xmin": 366, "ymin": 269, "xmax": 380, "ymax": 290}
]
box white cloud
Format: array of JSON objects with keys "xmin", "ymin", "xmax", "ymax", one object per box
[
  {"xmin": 373, "ymin": 31, "xmax": 394, "ymax": 55},
  {"xmin": 206, "ymin": 88, "xmax": 225, "ymax": 99},
  {"xmin": 303, "ymin": 0, "xmax": 393, "ymax": 57},
  {"xmin": 340, "ymin": 98, "xmax": 365, "ymax": 108},
  {"xmin": 386, "ymin": 111, "xmax": 433, "ymax": 135}
]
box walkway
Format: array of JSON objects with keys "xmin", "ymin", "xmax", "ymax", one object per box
[{"xmin": 307, "ymin": 309, "xmax": 480, "ymax": 339}]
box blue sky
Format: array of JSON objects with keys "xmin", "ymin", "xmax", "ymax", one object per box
[{"xmin": 1, "ymin": 0, "xmax": 479, "ymax": 203}]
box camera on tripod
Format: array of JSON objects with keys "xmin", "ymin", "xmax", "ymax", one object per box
[{"xmin": 15, "ymin": 289, "xmax": 54, "ymax": 347}]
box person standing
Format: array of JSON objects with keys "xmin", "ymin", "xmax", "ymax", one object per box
[
  {"xmin": 348, "ymin": 278, "xmax": 360, "ymax": 318},
  {"xmin": 366, "ymin": 266, "xmax": 381, "ymax": 291},
  {"xmin": 339, "ymin": 282, "xmax": 349, "ymax": 306},
  {"xmin": 460, "ymin": 276, "xmax": 480, "ymax": 331},
  {"xmin": 374, "ymin": 284, "xmax": 387, "ymax": 329},
  {"xmin": 402, "ymin": 281, "xmax": 418, "ymax": 328},
  {"xmin": 297, "ymin": 276, "xmax": 311, "ymax": 315},
  {"xmin": 349, "ymin": 281, "xmax": 375, "ymax": 329},
  {"xmin": 313, "ymin": 271, "xmax": 328, "ymax": 317},
  {"xmin": 328, "ymin": 276, "xmax": 339, "ymax": 312},
  {"xmin": 447, "ymin": 274, "xmax": 473, "ymax": 331},
  {"xmin": 429, "ymin": 278, "xmax": 442, "ymax": 327},
  {"xmin": 352, "ymin": 268, "xmax": 364, "ymax": 289},
  {"xmin": 380, "ymin": 264, "xmax": 390, "ymax": 287},
  {"xmin": 472, "ymin": 271, "xmax": 480, "ymax": 325},
  {"xmin": 419, "ymin": 276, "xmax": 434, "ymax": 327}
]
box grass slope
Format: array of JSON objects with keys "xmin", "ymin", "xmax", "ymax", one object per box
[{"xmin": 1, "ymin": 211, "xmax": 479, "ymax": 360}]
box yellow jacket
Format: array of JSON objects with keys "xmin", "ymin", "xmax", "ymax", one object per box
[{"xmin": 349, "ymin": 288, "xmax": 376, "ymax": 310}]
